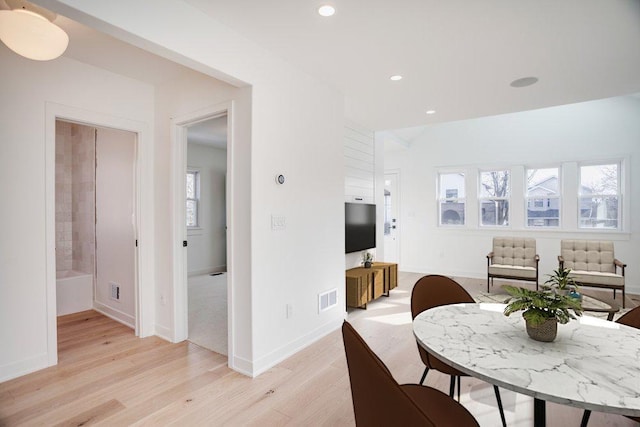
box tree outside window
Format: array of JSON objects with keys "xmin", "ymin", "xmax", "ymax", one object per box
[
  {"xmin": 479, "ymin": 170, "xmax": 510, "ymax": 226},
  {"xmin": 579, "ymin": 163, "xmax": 619, "ymax": 229},
  {"xmin": 186, "ymin": 170, "xmax": 200, "ymax": 228},
  {"xmin": 438, "ymin": 173, "xmax": 465, "ymax": 225},
  {"xmin": 526, "ymin": 167, "xmax": 560, "ymax": 227}
]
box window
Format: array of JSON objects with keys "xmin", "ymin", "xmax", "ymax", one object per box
[
  {"xmin": 186, "ymin": 169, "xmax": 200, "ymax": 228},
  {"xmin": 438, "ymin": 172, "xmax": 465, "ymax": 225},
  {"xmin": 479, "ymin": 170, "xmax": 510, "ymax": 226},
  {"xmin": 579, "ymin": 163, "xmax": 620, "ymax": 229},
  {"xmin": 526, "ymin": 167, "xmax": 560, "ymax": 227}
]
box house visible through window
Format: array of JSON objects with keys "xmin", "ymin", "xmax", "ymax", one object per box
[
  {"xmin": 438, "ymin": 173, "xmax": 465, "ymax": 225},
  {"xmin": 186, "ymin": 169, "xmax": 200, "ymax": 228},
  {"xmin": 526, "ymin": 167, "xmax": 560, "ymax": 227},
  {"xmin": 479, "ymin": 170, "xmax": 510, "ymax": 226},
  {"xmin": 579, "ymin": 163, "xmax": 620, "ymax": 229}
]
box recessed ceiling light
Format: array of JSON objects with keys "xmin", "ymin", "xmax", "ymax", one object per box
[
  {"xmin": 390, "ymin": 75, "xmax": 403, "ymax": 81},
  {"xmin": 510, "ymin": 76, "xmax": 539, "ymax": 88},
  {"xmin": 426, "ymin": 110, "xmax": 436, "ymax": 115},
  {"xmin": 318, "ymin": 5, "xmax": 335, "ymax": 17}
]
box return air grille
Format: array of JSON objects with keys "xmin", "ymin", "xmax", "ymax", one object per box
[{"xmin": 319, "ymin": 288, "xmax": 338, "ymax": 313}]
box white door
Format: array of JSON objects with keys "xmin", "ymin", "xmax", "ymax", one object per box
[
  {"xmin": 95, "ymin": 127, "xmax": 137, "ymax": 327},
  {"xmin": 383, "ymin": 172, "xmax": 400, "ymax": 264}
]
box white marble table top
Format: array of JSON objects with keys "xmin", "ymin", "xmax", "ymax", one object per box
[{"xmin": 413, "ymin": 303, "xmax": 640, "ymax": 417}]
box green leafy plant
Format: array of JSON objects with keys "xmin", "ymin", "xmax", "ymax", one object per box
[
  {"xmin": 503, "ymin": 284, "xmax": 583, "ymax": 326},
  {"xmin": 545, "ymin": 267, "xmax": 578, "ymax": 292},
  {"xmin": 362, "ymin": 251, "xmax": 373, "ymax": 264}
]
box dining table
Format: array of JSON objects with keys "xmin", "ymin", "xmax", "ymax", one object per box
[{"xmin": 413, "ymin": 302, "xmax": 640, "ymax": 427}]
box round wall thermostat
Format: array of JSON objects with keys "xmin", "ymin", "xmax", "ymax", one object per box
[{"xmin": 276, "ymin": 174, "xmax": 285, "ymax": 184}]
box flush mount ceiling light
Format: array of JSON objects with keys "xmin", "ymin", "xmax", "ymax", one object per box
[
  {"xmin": 426, "ymin": 110, "xmax": 436, "ymax": 115},
  {"xmin": 390, "ymin": 75, "xmax": 403, "ymax": 81},
  {"xmin": 0, "ymin": 0, "xmax": 69, "ymax": 61},
  {"xmin": 510, "ymin": 76, "xmax": 539, "ymax": 88},
  {"xmin": 318, "ymin": 5, "xmax": 335, "ymax": 17}
]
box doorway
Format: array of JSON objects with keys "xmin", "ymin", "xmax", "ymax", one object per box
[
  {"xmin": 185, "ymin": 115, "xmax": 229, "ymax": 354},
  {"xmin": 54, "ymin": 120, "xmax": 138, "ymax": 328},
  {"xmin": 171, "ymin": 102, "xmax": 234, "ymax": 363},
  {"xmin": 383, "ymin": 171, "xmax": 400, "ymax": 264}
]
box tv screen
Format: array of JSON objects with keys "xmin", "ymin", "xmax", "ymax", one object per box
[{"xmin": 345, "ymin": 203, "xmax": 376, "ymax": 253}]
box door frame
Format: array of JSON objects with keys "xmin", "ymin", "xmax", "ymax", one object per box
[
  {"xmin": 171, "ymin": 101, "xmax": 234, "ymax": 365},
  {"xmin": 383, "ymin": 170, "xmax": 401, "ymax": 265},
  {"xmin": 45, "ymin": 102, "xmax": 151, "ymax": 367}
]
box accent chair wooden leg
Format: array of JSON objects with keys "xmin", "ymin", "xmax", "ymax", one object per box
[{"xmin": 623, "ymin": 288, "xmax": 626, "ymax": 309}]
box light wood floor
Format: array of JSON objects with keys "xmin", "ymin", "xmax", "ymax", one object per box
[{"xmin": 0, "ymin": 273, "xmax": 637, "ymax": 426}]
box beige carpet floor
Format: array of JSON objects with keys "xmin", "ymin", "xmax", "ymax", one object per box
[{"xmin": 188, "ymin": 272, "xmax": 227, "ymax": 355}]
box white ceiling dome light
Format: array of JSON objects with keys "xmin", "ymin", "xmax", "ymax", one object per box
[
  {"xmin": 0, "ymin": 0, "xmax": 69, "ymax": 61},
  {"xmin": 318, "ymin": 5, "xmax": 335, "ymax": 17}
]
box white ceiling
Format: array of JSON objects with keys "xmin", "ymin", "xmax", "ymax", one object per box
[
  {"xmin": 4, "ymin": 0, "xmax": 640, "ymax": 137},
  {"xmin": 183, "ymin": 0, "xmax": 640, "ymax": 132}
]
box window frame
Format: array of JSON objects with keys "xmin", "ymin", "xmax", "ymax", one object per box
[
  {"xmin": 478, "ymin": 169, "xmax": 511, "ymax": 227},
  {"xmin": 577, "ymin": 161, "xmax": 621, "ymax": 230},
  {"xmin": 525, "ymin": 166, "xmax": 561, "ymax": 229},
  {"xmin": 437, "ymin": 171, "xmax": 466, "ymax": 227},
  {"xmin": 186, "ymin": 168, "xmax": 201, "ymax": 229}
]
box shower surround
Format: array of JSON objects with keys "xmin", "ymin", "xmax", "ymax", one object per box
[{"xmin": 55, "ymin": 121, "xmax": 95, "ymax": 275}]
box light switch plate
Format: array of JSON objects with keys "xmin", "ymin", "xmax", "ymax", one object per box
[{"xmin": 271, "ymin": 215, "xmax": 286, "ymax": 230}]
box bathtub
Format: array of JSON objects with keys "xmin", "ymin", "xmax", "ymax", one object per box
[{"xmin": 56, "ymin": 270, "xmax": 94, "ymax": 316}]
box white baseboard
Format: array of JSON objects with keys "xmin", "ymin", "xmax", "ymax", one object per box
[
  {"xmin": 93, "ymin": 301, "xmax": 135, "ymax": 329},
  {"xmin": 154, "ymin": 323, "xmax": 174, "ymax": 343},
  {"xmin": 0, "ymin": 352, "xmax": 49, "ymax": 383},
  {"xmin": 230, "ymin": 355, "xmax": 255, "ymax": 377},
  {"xmin": 250, "ymin": 317, "xmax": 344, "ymax": 378}
]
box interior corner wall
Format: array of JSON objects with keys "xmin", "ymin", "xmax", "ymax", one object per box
[
  {"xmin": 385, "ymin": 95, "xmax": 640, "ymax": 294},
  {"xmin": 186, "ymin": 143, "xmax": 228, "ymax": 275},
  {"xmin": 0, "ymin": 47, "xmax": 154, "ymax": 382}
]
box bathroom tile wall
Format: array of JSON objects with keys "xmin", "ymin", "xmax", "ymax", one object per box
[
  {"xmin": 71, "ymin": 124, "xmax": 95, "ymax": 274},
  {"xmin": 55, "ymin": 121, "xmax": 96, "ymax": 275},
  {"xmin": 55, "ymin": 121, "xmax": 73, "ymax": 272}
]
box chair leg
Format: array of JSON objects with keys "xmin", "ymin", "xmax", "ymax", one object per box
[
  {"xmin": 419, "ymin": 367, "xmax": 429, "ymax": 385},
  {"xmin": 494, "ymin": 385, "xmax": 507, "ymax": 427},
  {"xmin": 623, "ymin": 287, "xmax": 625, "ymax": 309},
  {"xmin": 457, "ymin": 376, "xmax": 461, "ymax": 402},
  {"xmin": 581, "ymin": 410, "xmax": 591, "ymax": 427},
  {"xmin": 449, "ymin": 375, "xmax": 456, "ymax": 399}
]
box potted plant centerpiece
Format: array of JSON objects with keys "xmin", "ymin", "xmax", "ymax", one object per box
[{"xmin": 503, "ymin": 268, "xmax": 583, "ymax": 342}]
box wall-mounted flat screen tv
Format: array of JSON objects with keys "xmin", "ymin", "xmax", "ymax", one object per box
[{"xmin": 345, "ymin": 202, "xmax": 376, "ymax": 253}]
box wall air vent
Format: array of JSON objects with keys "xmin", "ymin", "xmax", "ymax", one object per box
[
  {"xmin": 110, "ymin": 282, "xmax": 120, "ymax": 301},
  {"xmin": 319, "ymin": 288, "xmax": 338, "ymax": 313}
]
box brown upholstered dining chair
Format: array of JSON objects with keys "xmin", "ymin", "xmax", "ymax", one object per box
[
  {"xmin": 411, "ymin": 275, "xmax": 507, "ymax": 427},
  {"xmin": 342, "ymin": 321, "xmax": 479, "ymax": 427},
  {"xmin": 580, "ymin": 306, "xmax": 640, "ymax": 427}
]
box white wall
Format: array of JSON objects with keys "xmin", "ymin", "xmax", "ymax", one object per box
[
  {"xmin": 385, "ymin": 95, "xmax": 640, "ymax": 293},
  {"xmin": 0, "ymin": 47, "xmax": 155, "ymax": 381},
  {"xmin": 27, "ymin": 0, "xmax": 347, "ymax": 377},
  {"xmin": 186, "ymin": 143, "xmax": 227, "ymax": 275}
]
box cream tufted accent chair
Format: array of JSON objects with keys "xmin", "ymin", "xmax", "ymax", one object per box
[
  {"xmin": 559, "ymin": 240, "xmax": 627, "ymax": 308},
  {"xmin": 487, "ymin": 237, "xmax": 539, "ymax": 293}
]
